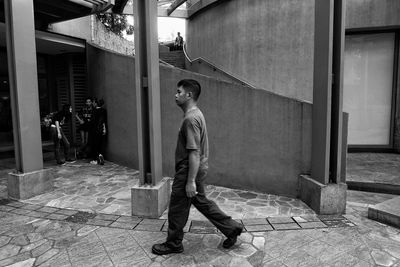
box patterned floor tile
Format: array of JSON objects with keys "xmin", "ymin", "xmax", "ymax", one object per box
[
  {"xmin": 242, "ymin": 218, "xmax": 268, "ymax": 225},
  {"xmin": 93, "ymin": 214, "xmax": 120, "ymax": 221},
  {"xmin": 37, "ymin": 206, "xmax": 60, "ymax": 213},
  {"xmin": 323, "ymin": 220, "xmax": 356, "ymax": 228},
  {"xmin": 108, "ymin": 221, "xmax": 138, "ymax": 230},
  {"xmin": 46, "ymin": 213, "xmax": 70, "ymax": 220},
  {"xmin": 268, "ymin": 217, "xmax": 295, "ymax": 224},
  {"xmin": 55, "ymin": 209, "xmax": 78, "ymax": 216},
  {"xmin": 115, "ymin": 216, "xmax": 143, "ymax": 224},
  {"xmin": 271, "ymin": 223, "xmax": 301, "ymax": 230},
  {"xmin": 86, "ymin": 219, "xmax": 112, "ymax": 227},
  {"xmin": 245, "ymin": 225, "xmax": 273, "ymax": 232},
  {"xmin": 298, "ymin": 221, "xmax": 328, "ymax": 229},
  {"xmin": 293, "ymin": 215, "xmax": 321, "ymax": 223}
]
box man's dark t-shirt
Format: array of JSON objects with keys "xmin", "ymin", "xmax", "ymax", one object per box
[
  {"xmin": 175, "ymin": 107, "xmax": 209, "ymax": 174},
  {"xmin": 79, "ymin": 107, "xmax": 93, "ymax": 126},
  {"xmin": 93, "ymin": 107, "xmax": 107, "ymax": 133}
]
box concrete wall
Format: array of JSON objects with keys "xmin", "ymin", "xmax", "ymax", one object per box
[
  {"xmin": 91, "ymin": 16, "xmax": 135, "ymax": 56},
  {"xmin": 50, "ymin": 15, "xmax": 135, "ymax": 56},
  {"xmin": 87, "ymin": 44, "xmax": 138, "ymax": 167},
  {"xmin": 49, "ymin": 16, "xmax": 92, "ymax": 40},
  {"xmin": 186, "ymin": 0, "xmax": 400, "ymax": 103},
  {"xmin": 186, "ymin": 0, "xmax": 315, "ymax": 102},
  {"xmin": 87, "ymin": 44, "xmax": 312, "ymax": 197},
  {"xmin": 346, "ymin": 0, "xmax": 400, "ymax": 29},
  {"xmin": 185, "ymin": 58, "xmax": 254, "ymax": 87}
]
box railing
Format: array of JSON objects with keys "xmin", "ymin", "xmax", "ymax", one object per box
[
  {"xmin": 159, "ymin": 59, "xmax": 175, "ymax": 67},
  {"xmin": 183, "ymin": 43, "xmax": 256, "ymax": 88}
]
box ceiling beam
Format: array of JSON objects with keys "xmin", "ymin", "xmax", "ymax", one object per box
[
  {"xmin": 158, "ymin": 7, "xmax": 187, "ymax": 18},
  {"xmin": 167, "ymin": 0, "xmax": 186, "ymax": 16}
]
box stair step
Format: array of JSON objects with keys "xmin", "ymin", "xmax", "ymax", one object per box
[
  {"xmin": 368, "ymin": 196, "xmax": 400, "ymax": 228},
  {"xmin": 159, "ymin": 51, "xmax": 185, "ymax": 69}
]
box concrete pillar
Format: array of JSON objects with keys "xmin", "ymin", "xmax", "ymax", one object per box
[
  {"xmin": 311, "ymin": 0, "xmax": 334, "ymax": 185},
  {"xmin": 330, "ymin": 0, "xmax": 346, "ymax": 183},
  {"xmin": 4, "ymin": 0, "xmax": 53, "ymax": 199},
  {"xmin": 299, "ymin": 0, "xmax": 347, "ymax": 214},
  {"xmin": 131, "ymin": 0, "xmax": 170, "ymax": 218}
]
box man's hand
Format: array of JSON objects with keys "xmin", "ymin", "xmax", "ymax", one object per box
[
  {"xmin": 186, "ymin": 181, "xmax": 197, "ymax": 198},
  {"xmin": 57, "ymin": 133, "xmax": 62, "ymax": 139}
]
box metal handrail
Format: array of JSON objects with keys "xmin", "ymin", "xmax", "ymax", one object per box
[
  {"xmin": 183, "ymin": 43, "xmax": 256, "ymax": 88},
  {"xmin": 159, "ymin": 59, "xmax": 175, "ymax": 67}
]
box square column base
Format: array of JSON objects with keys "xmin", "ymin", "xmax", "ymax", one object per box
[
  {"xmin": 298, "ymin": 175, "xmax": 347, "ymax": 215},
  {"xmin": 131, "ymin": 177, "xmax": 171, "ymax": 218},
  {"xmin": 8, "ymin": 169, "xmax": 54, "ymax": 200}
]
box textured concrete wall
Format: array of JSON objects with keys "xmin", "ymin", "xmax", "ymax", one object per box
[
  {"xmin": 185, "ymin": 58, "xmax": 254, "ymax": 86},
  {"xmin": 346, "ymin": 0, "xmax": 400, "ymax": 29},
  {"xmin": 186, "ymin": 0, "xmax": 400, "ymax": 103},
  {"xmin": 91, "ymin": 16, "xmax": 135, "ymax": 56},
  {"xmin": 186, "ymin": 0, "xmax": 315, "ymax": 102},
  {"xmin": 87, "ymin": 44, "xmax": 138, "ymax": 167},
  {"xmin": 160, "ymin": 66, "xmax": 312, "ymax": 197},
  {"xmin": 87, "ymin": 45, "xmax": 312, "ymax": 197},
  {"xmin": 50, "ymin": 15, "xmax": 135, "ymax": 56}
]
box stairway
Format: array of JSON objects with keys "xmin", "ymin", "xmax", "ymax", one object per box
[{"xmin": 159, "ymin": 50, "xmax": 185, "ymax": 69}]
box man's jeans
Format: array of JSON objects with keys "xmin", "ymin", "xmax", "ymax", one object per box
[{"xmin": 166, "ymin": 168, "xmax": 242, "ymax": 249}]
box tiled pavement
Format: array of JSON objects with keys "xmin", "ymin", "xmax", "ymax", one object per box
[
  {"xmin": 0, "ymin": 160, "xmax": 399, "ymax": 266},
  {"xmin": 1, "ymin": 160, "xmax": 316, "ymax": 220},
  {"xmin": 0, "ymin": 193, "xmax": 399, "ymax": 267},
  {"xmin": 0, "ymin": 199, "xmax": 355, "ymax": 233}
]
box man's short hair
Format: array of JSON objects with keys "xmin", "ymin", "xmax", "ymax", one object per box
[{"xmin": 177, "ymin": 79, "xmax": 201, "ymax": 101}]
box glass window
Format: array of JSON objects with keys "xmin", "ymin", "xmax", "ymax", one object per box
[{"xmin": 343, "ymin": 33, "xmax": 395, "ymax": 146}]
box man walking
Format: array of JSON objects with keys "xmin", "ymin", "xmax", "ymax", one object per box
[{"xmin": 152, "ymin": 79, "xmax": 243, "ymax": 255}]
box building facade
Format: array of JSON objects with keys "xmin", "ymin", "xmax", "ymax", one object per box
[{"xmin": 185, "ymin": 0, "xmax": 400, "ymax": 152}]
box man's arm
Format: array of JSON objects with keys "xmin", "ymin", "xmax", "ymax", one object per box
[
  {"xmin": 186, "ymin": 150, "xmax": 200, "ymax": 198},
  {"xmin": 75, "ymin": 113, "xmax": 84, "ymax": 124}
]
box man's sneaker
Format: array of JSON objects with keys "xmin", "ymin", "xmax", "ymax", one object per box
[
  {"xmin": 65, "ymin": 159, "xmax": 76, "ymax": 163},
  {"xmin": 56, "ymin": 161, "xmax": 65, "ymax": 165},
  {"xmin": 98, "ymin": 154, "xmax": 104, "ymax": 165},
  {"xmin": 223, "ymin": 226, "xmax": 243, "ymax": 249},
  {"xmin": 152, "ymin": 243, "xmax": 183, "ymax": 255}
]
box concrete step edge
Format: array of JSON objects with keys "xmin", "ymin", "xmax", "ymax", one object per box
[
  {"xmin": 346, "ymin": 181, "xmax": 400, "ymax": 195},
  {"xmin": 368, "ymin": 196, "xmax": 400, "ymax": 228}
]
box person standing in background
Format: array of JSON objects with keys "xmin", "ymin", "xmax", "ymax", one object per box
[
  {"xmin": 174, "ymin": 32, "xmax": 184, "ymax": 51},
  {"xmin": 75, "ymin": 97, "xmax": 93, "ymax": 159},
  {"xmin": 90, "ymin": 98, "xmax": 107, "ymax": 165},
  {"xmin": 51, "ymin": 104, "xmax": 75, "ymax": 165}
]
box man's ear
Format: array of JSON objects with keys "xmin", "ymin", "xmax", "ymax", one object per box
[{"xmin": 187, "ymin": 91, "xmax": 192, "ymax": 98}]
